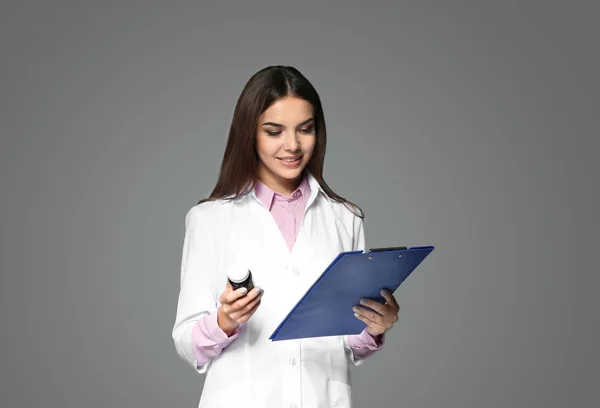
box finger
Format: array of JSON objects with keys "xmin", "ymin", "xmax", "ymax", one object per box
[
  {"xmin": 232, "ymin": 296, "xmax": 262, "ymax": 321},
  {"xmin": 231, "ymin": 286, "xmax": 263, "ymax": 308},
  {"xmin": 353, "ymin": 310, "xmax": 385, "ymax": 332},
  {"xmin": 380, "ymin": 289, "xmax": 399, "ymax": 311},
  {"xmin": 229, "ymin": 291, "xmax": 263, "ymax": 319},
  {"xmin": 230, "ymin": 292, "xmax": 262, "ymax": 318},
  {"xmin": 358, "ymin": 298, "xmax": 386, "ymax": 315},
  {"xmin": 223, "ymin": 286, "xmax": 252, "ymax": 304},
  {"xmin": 220, "ymin": 288, "xmax": 242, "ymax": 305},
  {"xmin": 353, "ymin": 305, "xmax": 384, "ymax": 325},
  {"xmin": 222, "ymin": 288, "xmax": 262, "ymax": 316},
  {"xmin": 218, "ymin": 282, "xmax": 232, "ymax": 304},
  {"xmin": 236, "ymin": 299, "xmax": 262, "ymax": 323}
]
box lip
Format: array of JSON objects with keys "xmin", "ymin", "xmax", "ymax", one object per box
[{"xmin": 277, "ymin": 155, "xmax": 302, "ymax": 168}]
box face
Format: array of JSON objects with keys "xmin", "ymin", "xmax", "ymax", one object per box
[{"xmin": 256, "ymin": 96, "xmax": 316, "ymax": 195}]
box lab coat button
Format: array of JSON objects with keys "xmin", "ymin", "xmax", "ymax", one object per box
[
  {"xmin": 289, "ymin": 358, "xmax": 296, "ymax": 365},
  {"xmin": 290, "ymin": 404, "xmax": 297, "ymax": 408},
  {"xmin": 293, "ymin": 267, "xmax": 300, "ymax": 275}
]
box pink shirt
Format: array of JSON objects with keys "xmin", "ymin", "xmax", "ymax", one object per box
[{"xmin": 191, "ymin": 177, "xmax": 384, "ymax": 367}]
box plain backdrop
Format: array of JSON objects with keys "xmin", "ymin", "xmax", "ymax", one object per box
[{"xmin": 1, "ymin": 1, "xmax": 598, "ymax": 407}]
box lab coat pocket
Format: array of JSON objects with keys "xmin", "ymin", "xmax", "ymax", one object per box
[{"xmin": 328, "ymin": 379, "xmax": 352, "ymax": 407}]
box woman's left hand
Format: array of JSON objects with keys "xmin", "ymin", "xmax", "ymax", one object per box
[{"xmin": 353, "ymin": 289, "xmax": 400, "ymax": 337}]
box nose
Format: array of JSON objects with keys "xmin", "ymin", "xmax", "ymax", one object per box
[{"xmin": 283, "ymin": 132, "xmax": 300, "ymax": 151}]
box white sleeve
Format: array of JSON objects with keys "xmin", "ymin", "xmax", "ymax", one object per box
[
  {"xmin": 352, "ymin": 213, "xmax": 366, "ymax": 252},
  {"xmin": 344, "ymin": 213, "xmax": 367, "ymax": 366},
  {"xmin": 172, "ymin": 205, "xmax": 220, "ymax": 374}
]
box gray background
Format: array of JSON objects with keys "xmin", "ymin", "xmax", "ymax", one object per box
[{"xmin": 1, "ymin": 0, "xmax": 598, "ymax": 407}]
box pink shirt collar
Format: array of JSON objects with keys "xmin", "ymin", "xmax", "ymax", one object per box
[{"xmin": 254, "ymin": 176, "xmax": 311, "ymax": 210}]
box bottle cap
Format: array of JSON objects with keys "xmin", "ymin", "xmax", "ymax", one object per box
[{"xmin": 227, "ymin": 263, "xmax": 250, "ymax": 283}]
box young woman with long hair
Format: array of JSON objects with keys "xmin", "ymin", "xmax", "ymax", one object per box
[{"xmin": 172, "ymin": 66, "xmax": 400, "ymax": 408}]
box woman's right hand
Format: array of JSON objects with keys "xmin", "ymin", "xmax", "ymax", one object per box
[{"xmin": 217, "ymin": 282, "xmax": 263, "ymax": 336}]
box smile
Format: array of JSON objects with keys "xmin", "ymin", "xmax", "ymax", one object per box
[
  {"xmin": 277, "ymin": 156, "xmax": 302, "ymax": 167},
  {"xmin": 279, "ymin": 156, "xmax": 301, "ymax": 162}
]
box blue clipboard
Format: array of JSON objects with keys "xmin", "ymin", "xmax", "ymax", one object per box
[{"xmin": 269, "ymin": 246, "xmax": 435, "ymax": 341}]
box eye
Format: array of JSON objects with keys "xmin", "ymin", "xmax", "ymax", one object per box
[
  {"xmin": 266, "ymin": 130, "xmax": 282, "ymax": 136},
  {"xmin": 299, "ymin": 126, "xmax": 315, "ymax": 134}
]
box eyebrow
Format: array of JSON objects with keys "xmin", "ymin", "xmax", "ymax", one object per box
[{"xmin": 262, "ymin": 118, "xmax": 314, "ymax": 128}]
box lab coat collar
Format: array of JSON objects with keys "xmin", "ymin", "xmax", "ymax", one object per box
[{"xmin": 241, "ymin": 171, "xmax": 328, "ymax": 208}]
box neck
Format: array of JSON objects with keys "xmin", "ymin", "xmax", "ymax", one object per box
[{"xmin": 257, "ymin": 169, "xmax": 303, "ymax": 197}]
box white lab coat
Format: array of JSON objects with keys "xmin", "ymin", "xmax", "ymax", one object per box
[{"xmin": 172, "ymin": 173, "xmax": 369, "ymax": 408}]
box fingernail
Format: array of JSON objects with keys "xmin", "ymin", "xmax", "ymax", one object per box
[
  {"xmin": 353, "ymin": 307, "xmax": 359, "ymax": 313},
  {"xmin": 255, "ymin": 286, "xmax": 263, "ymax": 293},
  {"xmin": 239, "ymin": 287, "xmax": 248, "ymax": 294},
  {"xmin": 354, "ymin": 313, "xmax": 360, "ymax": 318},
  {"xmin": 360, "ymin": 299, "xmax": 367, "ymax": 305},
  {"xmin": 381, "ymin": 289, "xmax": 388, "ymax": 295}
]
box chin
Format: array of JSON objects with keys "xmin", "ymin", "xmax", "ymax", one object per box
[
  {"xmin": 276, "ymin": 168, "xmax": 304, "ymax": 180},
  {"xmin": 273, "ymin": 158, "xmax": 309, "ymax": 177},
  {"xmin": 259, "ymin": 157, "xmax": 311, "ymax": 185}
]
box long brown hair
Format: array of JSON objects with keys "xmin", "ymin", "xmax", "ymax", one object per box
[{"xmin": 199, "ymin": 65, "xmax": 363, "ymax": 218}]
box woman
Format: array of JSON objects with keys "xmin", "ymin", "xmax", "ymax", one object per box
[{"xmin": 172, "ymin": 65, "xmax": 400, "ymax": 408}]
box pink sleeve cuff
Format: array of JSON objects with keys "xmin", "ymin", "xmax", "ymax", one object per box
[
  {"xmin": 191, "ymin": 313, "xmax": 241, "ymax": 367},
  {"xmin": 348, "ymin": 329, "xmax": 385, "ymax": 359}
]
